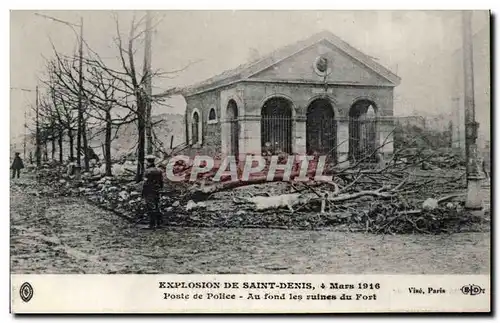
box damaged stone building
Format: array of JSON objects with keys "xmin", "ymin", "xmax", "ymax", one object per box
[{"xmin": 178, "ymin": 30, "xmax": 401, "ymax": 164}]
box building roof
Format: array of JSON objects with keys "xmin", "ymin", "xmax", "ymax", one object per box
[{"xmin": 164, "ymin": 30, "xmax": 401, "ymax": 97}]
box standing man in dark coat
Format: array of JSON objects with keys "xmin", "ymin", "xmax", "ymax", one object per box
[
  {"xmin": 142, "ymin": 155, "xmax": 164, "ymax": 229},
  {"xmin": 11, "ymin": 152, "xmax": 24, "ymax": 179}
]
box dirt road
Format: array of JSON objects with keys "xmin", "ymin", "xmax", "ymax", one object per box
[{"xmin": 10, "ymin": 175, "xmax": 490, "ymax": 274}]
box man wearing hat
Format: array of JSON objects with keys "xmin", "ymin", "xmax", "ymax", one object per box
[
  {"xmin": 142, "ymin": 155, "xmax": 164, "ymax": 229},
  {"xmin": 11, "ymin": 152, "xmax": 24, "ymax": 179}
]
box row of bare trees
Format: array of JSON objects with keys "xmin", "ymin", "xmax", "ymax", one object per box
[{"xmin": 33, "ymin": 12, "xmax": 184, "ymax": 181}]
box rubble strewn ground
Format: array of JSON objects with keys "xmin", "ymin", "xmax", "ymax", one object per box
[
  {"xmin": 29, "ymin": 150, "xmax": 490, "ymax": 235},
  {"xmin": 10, "ymin": 174, "xmax": 491, "ymax": 274}
]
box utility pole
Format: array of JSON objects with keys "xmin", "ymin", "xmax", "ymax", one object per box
[
  {"xmin": 76, "ymin": 16, "xmax": 85, "ymax": 170},
  {"xmin": 23, "ymin": 108, "xmax": 27, "ymax": 160},
  {"xmin": 462, "ymin": 10, "xmax": 482, "ymax": 210},
  {"xmin": 11, "ymin": 87, "xmax": 35, "ymax": 163},
  {"xmin": 79, "ymin": 17, "xmax": 90, "ymax": 172},
  {"xmin": 35, "ymin": 85, "xmax": 41, "ymax": 167},
  {"xmin": 144, "ymin": 10, "xmax": 154, "ymax": 155}
]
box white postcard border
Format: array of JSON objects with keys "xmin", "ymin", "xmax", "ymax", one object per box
[{"xmin": 10, "ymin": 274, "xmax": 490, "ymax": 313}]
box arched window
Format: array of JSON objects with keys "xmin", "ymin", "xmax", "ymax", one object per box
[
  {"xmin": 192, "ymin": 111, "xmax": 200, "ymax": 145},
  {"xmin": 261, "ymin": 97, "xmax": 293, "ymax": 154},
  {"xmin": 306, "ymin": 98, "xmax": 336, "ymax": 161},
  {"xmin": 349, "ymin": 100, "xmax": 378, "ymax": 162},
  {"xmin": 208, "ymin": 108, "xmax": 217, "ymax": 124}
]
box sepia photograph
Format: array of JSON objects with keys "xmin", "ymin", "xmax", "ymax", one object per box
[
  {"xmin": 8, "ymin": 8, "xmax": 491, "ymax": 313},
  {"xmin": 10, "ymin": 9, "xmax": 491, "ymax": 275}
]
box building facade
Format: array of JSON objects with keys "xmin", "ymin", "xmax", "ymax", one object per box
[{"xmin": 180, "ymin": 31, "xmax": 401, "ymax": 164}]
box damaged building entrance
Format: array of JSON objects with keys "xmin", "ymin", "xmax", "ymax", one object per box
[
  {"xmin": 227, "ymin": 99, "xmax": 239, "ymax": 157},
  {"xmin": 261, "ymin": 97, "xmax": 293, "ymax": 155},
  {"xmin": 349, "ymin": 100, "xmax": 378, "ymax": 162},
  {"xmin": 306, "ymin": 98, "xmax": 337, "ymax": 161}
]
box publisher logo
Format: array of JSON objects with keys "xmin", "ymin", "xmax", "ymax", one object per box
[
  {"xmin": 461, "ymin": 284, "xmax": 485, "ymax": 296},
  {"xmin": 19, "ymin": 282, "xmax": 34, "ymax": 302}
]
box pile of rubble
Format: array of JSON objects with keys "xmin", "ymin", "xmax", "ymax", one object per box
[
  {"xmin": 166, "ymin": 153, "xmax": 336, "ymax": 183},
  {"xmin": 149, "ymin": 192, "xmax": 486, "ymax": 234},
  {"xmin": 33, "ymin": 161, "xmax": 185, "ymax": 223},
  {"xmin": 347, "ymin": 200, "xmax": 486, "ymax": 234},
  {"xmin": 29, "ymin": 158, "xmax": 487, "ymax": 234},
  {"xmin": 396, "ymin": 149, "xmax": 466, "ymax": 170}
]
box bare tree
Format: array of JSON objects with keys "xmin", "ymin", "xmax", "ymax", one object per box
[
  {"xmin": 44, "ymin": 11, "xmax": 193, "ymax": 181},
  {"xmin": 37, "ymin": 96, "xmax": 60, "ymax": 161},
  {"xmin": 47, "ymin": 53, "xmax": 90, "ymax": 166},
  {"xmin": 34, "ymin": 70, "xmax": 78, "ymax": 164},
  {"xmin": 80, "ymin": 12, "xmax": 187, "ymax": 182},
  {"xmin": 82, "ymin": 64, "xmax": 136, "ymax": 176}
]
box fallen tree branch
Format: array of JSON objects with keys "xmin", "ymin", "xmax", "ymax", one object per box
[
  {"xmin": 437, "ymin": 193, "xmax": 466, "ymax": 204},
  {"xmin": 234, "ymin": 193, "xmax": 305, "ymax": 212},
  {"xmin": 327, "ymin": 190, "xmax": 393, "ymax": 202}
]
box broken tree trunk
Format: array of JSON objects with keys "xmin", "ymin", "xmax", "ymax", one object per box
[
  {"xmin": 105, "ymin": 110, "xmax": 112, "ymax": 177},
  {"xmin": 233, "ymin": 193, "xmax": 305, "ymax": 212},
  {"xmin": 58, "ymin": 129, "xmax": 63, "ymax": 163},
  {"xmin": 231, "ymin": 187, "xmax": 395, "ymax": 213},
  {"xmin": 189, "ymin": 169, "xmax": 333, "ymax": 197}
]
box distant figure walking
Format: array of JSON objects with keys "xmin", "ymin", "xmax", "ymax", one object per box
[
  {"xmin": 142, "ymin": 155, "xmax": 164, "ymax": 229},
  {"xmin": 11, "ymin": 152, "xmax": 24, "ymax": 179}
]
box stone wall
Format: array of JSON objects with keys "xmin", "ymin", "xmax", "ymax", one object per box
[
  {"xmin": 242, "ymin": 82, "xmax": 394, "ymax": 118},
  {"xmin": 184, "ymin": 89, "xmax": 222, "ymax": 157},
  {"xmin": 250, "ymin": 41, "xmax": 393, "ymax": 87},
  {"xmin": 241, "ymin": 82, "xmax": 394, "ymax": 160},
  {"xmin": 183, "ymin": 81, "xmax": 395, "ymax": 163}
]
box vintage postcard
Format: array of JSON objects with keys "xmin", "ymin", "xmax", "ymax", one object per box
[{"xmin": 9, "ymin": 9, "xmax": 491, "ymax": 313}]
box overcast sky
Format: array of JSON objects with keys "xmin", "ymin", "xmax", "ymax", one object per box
[{"xmin": 10, "ymin": 10, "xmax": 489, "ymax": 141}]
